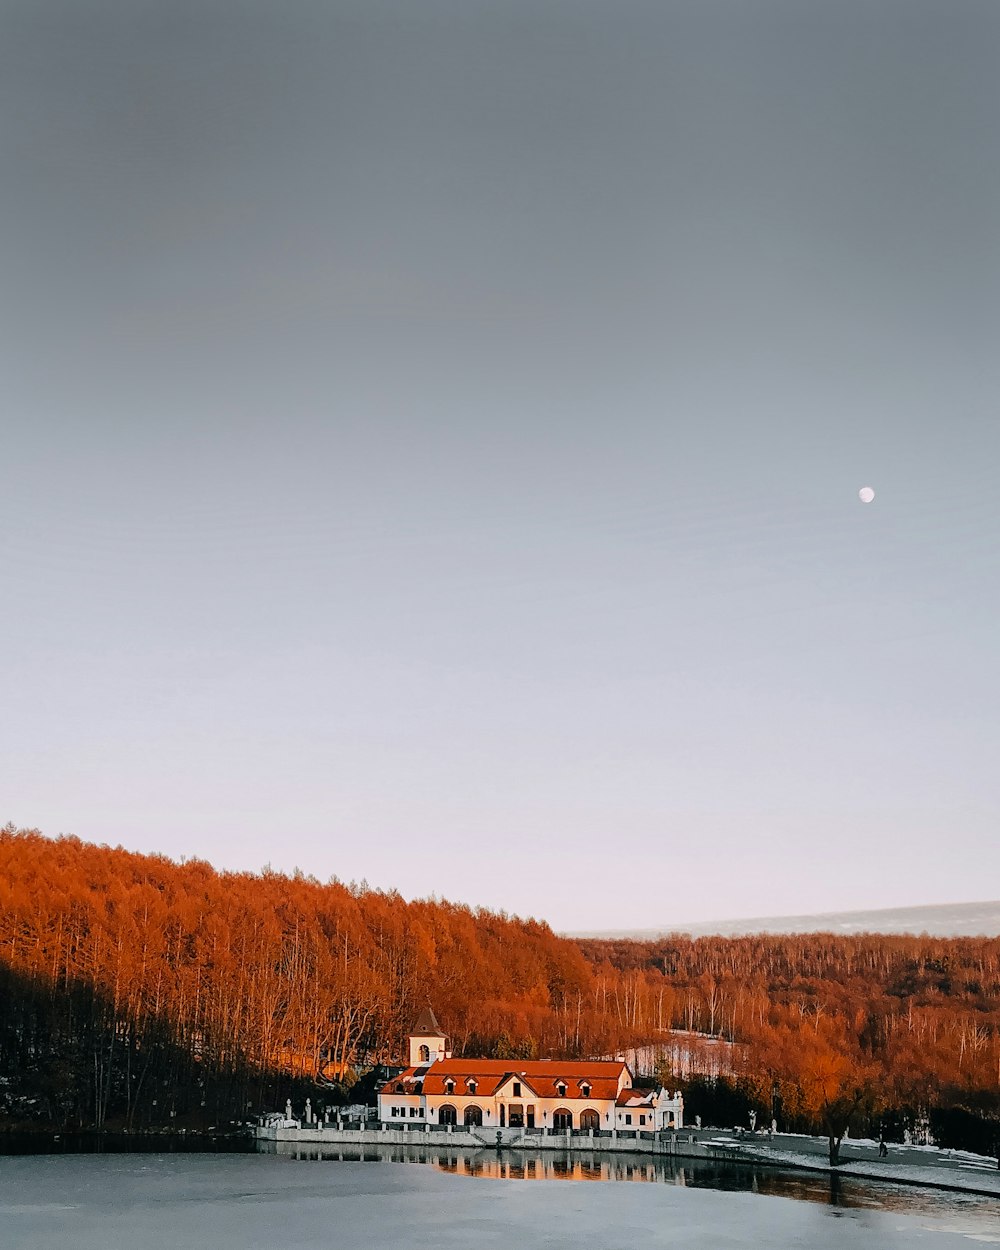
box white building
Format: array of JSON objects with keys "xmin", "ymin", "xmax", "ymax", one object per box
[{"xmin": 378, "ymin": 1008, "xmax": 683, "ymax": 1133}]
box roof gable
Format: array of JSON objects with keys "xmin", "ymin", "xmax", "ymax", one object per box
[{"xmin": 495, "ymin": 1071, "xmax": 542, "ymax": 1098}]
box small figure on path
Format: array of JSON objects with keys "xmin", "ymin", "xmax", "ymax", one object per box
[{"xmin": 878, "ymin": 1136, "xmax": 888, "ymax": 1158}]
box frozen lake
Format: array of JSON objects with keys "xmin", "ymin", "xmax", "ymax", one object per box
[{"xmin": 1, "ymin": 1147, "xmax": 997, "ymax": 1248}]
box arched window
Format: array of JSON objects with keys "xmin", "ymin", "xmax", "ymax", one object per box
[
  {"xmin": 463, "ymin": 1105, "xmax": 483, "ymax": 1127},
  {"xmin": 552, "ymin": 1108, "xmax": 573, "ymax": 1131},
  {"xmin": 580, "ymin": 1108, "xmax": 599, "ymax": 1131},
  {"xmin": 418, "ymin": 1044, "xmax": 430, "ymax": 1063},
  {"xmin": 438, "ymin": 1104, "xmax": 457, "ymax": 1126}
]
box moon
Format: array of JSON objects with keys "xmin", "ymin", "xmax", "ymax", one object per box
[{"xmin": 858, "ymin": 486, "xmax": 875, "ymax": 503}]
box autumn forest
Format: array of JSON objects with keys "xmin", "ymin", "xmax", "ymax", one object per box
[{"xmin": 1, "ymin": 827, "xmax": 998, "ymax": 1155}]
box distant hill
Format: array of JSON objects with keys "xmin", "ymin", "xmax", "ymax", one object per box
[{"xmin": 569, "ymin": 899, "xmax": 1000, "ymax": 940}]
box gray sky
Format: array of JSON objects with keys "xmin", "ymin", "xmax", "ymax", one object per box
[{"xmin": 2, "ymin": 0, "xmax": 998, "ymax": 931}]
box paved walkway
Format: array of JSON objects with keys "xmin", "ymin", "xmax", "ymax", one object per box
[{"xmin": 704, "ymin": 1131, "xmax": 1000, "ymax": 1197}]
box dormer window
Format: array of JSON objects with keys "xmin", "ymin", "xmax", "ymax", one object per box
[
  {"xmin": 444, "ymin": 1079, "xmax": 455, "ymax": 1095},
  {"xmin": 556, "ymin": 1081, "xmax": 567, "ymax": 1097},
  {"xmin": 466, "ymin": 1079, "xmax": 478, "ymax": 1095},
  {"xmin": 581, "ymin": 1083, "xmax": 591, "ymax": 1097}
]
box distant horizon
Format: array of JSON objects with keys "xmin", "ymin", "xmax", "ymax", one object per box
[{"xmin": 567, "ymin": 897, "xmax": 1000, "ymax": 940}]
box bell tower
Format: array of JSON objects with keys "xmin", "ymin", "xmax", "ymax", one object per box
[{"xmin": 408, "ymin": 1006, "xmax": 452, "ymax": 1067}]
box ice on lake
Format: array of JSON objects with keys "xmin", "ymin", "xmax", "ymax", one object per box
[{"xmin": 1, "ymin": 1149, "xmax": 997, "ymax": 1249}]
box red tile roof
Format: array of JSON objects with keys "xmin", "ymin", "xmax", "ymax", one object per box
[
  {"xmin": 381, "ymin": 1059, "xmax": 629, "ymax": 1102},
  {"xmin": 615, "ymin": 1089, "xmax": 655, "ymax": 1107}
]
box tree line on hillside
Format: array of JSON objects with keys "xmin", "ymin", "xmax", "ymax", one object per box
[
  {"xmin": 1, "ymin": 828, "xmax": 998, "ymax": 1158},
  {"xmin": 579, "ymin": 934, "xmax": 1000, "ymax": 1161},
  {"xmin": 0, "ymin": 827, "xmax": 597, "ymax": 1131}
]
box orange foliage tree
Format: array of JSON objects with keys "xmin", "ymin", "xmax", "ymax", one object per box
[{"xmin": 1, "ymin": 825, "xmax": 998, "ymax": 1146}]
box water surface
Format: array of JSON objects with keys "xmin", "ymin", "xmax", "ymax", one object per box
[{"xmin": 0, "ymin": 1147, "xmax": 996, "ymax": 1249}]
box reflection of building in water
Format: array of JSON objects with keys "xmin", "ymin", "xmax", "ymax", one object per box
[
  {"xmin": 434, "ymin": 1151, "xmax": 667, "ymax": 1182},
  {"xmin": 258, "ymin": 1140, "xmax": 1000, "ymax": 1226},
  {"xmin": 378, "ymin": 1008, "xmax": 683, "ymax": 1133},
  {"xmin": 433, "ymin": 1151, "xmax": 668, "ymax": 1183},
  {"xmin": 264, "ymin": 1141, "xmax": 679, "ymax": 1183}
]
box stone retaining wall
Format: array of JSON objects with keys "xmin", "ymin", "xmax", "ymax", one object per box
[{"xmin": 255, "ymin": 1123, "xmax": 713, "ymax": 1158}]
